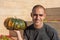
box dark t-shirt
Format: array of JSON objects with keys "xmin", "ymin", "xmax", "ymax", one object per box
[{"xmin": 24, "ymin": 23, "xmax": 59, "ymax": 40}]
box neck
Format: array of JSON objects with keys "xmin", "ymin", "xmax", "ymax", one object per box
[{"xmin": 34, "ymin": 23, "xmax": 43, "ymax": 29}]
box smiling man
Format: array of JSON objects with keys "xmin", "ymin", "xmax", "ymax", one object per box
[
  {"xmin": 15, "ymin": 5, "xmax": 59, "ymax": 40},
  {"xmin": 31, "ymin": 5, "xmax": 46, "ymax": 29}
]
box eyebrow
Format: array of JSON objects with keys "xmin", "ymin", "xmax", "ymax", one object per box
[{"xmin": 33, "ymin": 14, "xmax": 43, "ymax": 16}]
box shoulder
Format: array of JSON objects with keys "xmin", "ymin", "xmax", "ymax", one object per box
[
  {"xmin": 44, "ymin": 23, "xmax": 58, "ymax": 35},
  {"xmin": 44, "ymin": 23, "xmax": 59, "ymax": 40},
  {"xmin": 24, "ymin": 24, "xmax": 34, "ymax": 37},
  {"xmin": 24, "ymin": 24, "xmax": 34, "ymax": 32},
  {"xmin": 25, "ymin": 24, "xmax": 34, "ymax": 30}
]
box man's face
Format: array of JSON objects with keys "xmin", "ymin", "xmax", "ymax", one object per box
[{"xmin": 31, "ymin": 7, "xmax": 46, "ymax": 26}]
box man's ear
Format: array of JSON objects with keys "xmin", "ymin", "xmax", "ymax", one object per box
[
  {"xmin": 44, "ymin": 13, "xmax": 46, "ymax": 18},
  {"xmin": 43, "ymin": 13, "xmax": 46, "ymax": 19},
  {"xmin": 31, "ymin": 12, "xmax": 32, "ymax": 17}
]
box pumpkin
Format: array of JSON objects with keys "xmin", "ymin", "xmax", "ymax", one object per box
[{"xmin": 4, "ymin": 17, "xmax": 27, "ymax": 30}]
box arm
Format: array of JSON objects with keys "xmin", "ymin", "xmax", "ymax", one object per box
[
  {"xmin": 52, "ymin": 31, "xmax": 59, "ymax": 40},
  {"xmin": 14, "ymin": 30, "xmax": 24, "ymax": 40}
]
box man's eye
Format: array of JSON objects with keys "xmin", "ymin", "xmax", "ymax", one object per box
[
  {"xmin": 33, "ymin": 14, "xmax": 37, "ymax": 16},
  {"xmin": 33, "ymin": 14, "xmax": 43, "ymax": 16},
  {"xmin": 39, "ymin": 14, "xmax": 43, "ymax": 16}
]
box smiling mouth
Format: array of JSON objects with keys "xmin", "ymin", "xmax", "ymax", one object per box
[{"xmin": 35, "ymin": 21, "xmax": 40, "ymax": 23}]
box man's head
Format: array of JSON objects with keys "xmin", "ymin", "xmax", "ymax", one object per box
[{"xmin": 31, "ymin": 5, "xmax": 46, "ymax": 26}]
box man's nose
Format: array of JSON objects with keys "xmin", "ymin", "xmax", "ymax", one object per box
[{"xmin": 36, "ymin": 15, "xmax": 40, "ymax": 19}]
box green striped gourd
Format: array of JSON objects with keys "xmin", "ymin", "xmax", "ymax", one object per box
[{"xmin": 4, "ymin": 17, "xmax": 27, "ymax": 30}]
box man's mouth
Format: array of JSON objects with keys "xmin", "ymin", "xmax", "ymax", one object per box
[{"xmin": 35, "ymin": 20, "xmax": 40, "ymax": 23}]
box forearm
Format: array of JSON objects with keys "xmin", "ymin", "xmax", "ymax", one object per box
[{"xmin": 16, "ymin": 31, "xmax": 24, "ymax": 40}]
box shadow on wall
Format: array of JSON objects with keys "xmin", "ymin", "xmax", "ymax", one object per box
[
  {"xmin": 9, "ymin": 7, "xmax": 60, "ymax": 38},
  {"xmin": 46, "ymin": 7, "xmax": 60, "ymax": 21}
]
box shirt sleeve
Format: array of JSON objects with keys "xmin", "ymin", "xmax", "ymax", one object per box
[{"xmin": 52, "ymin": 30, "xmax": 59, "ymax": 40}]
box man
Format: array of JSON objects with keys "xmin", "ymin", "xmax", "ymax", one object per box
[{"xmin": 15, "ymin": 5, "xmax": 59, "ymax": 40}]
